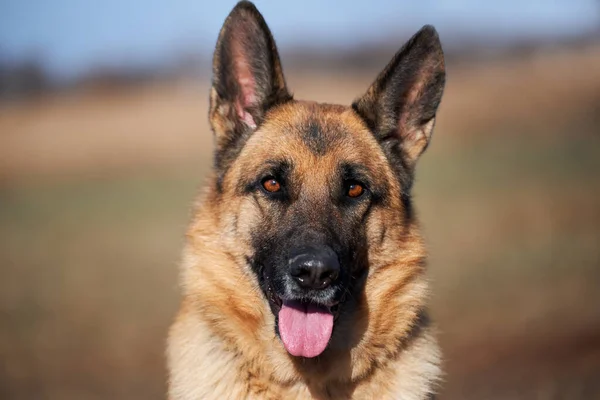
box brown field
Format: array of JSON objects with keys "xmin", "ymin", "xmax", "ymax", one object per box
[{"xmin": 1, "ymin": 45, "xmax": 600, "ymax": 399}]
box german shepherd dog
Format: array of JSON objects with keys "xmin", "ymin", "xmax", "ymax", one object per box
[{"xmin": 168, "ymin": 1, "xmax": 445, "ymax": 398}]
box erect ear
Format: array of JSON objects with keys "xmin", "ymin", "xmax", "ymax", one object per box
[
  {"xmin": 209, "ymin": 1, "xmax": 292, "ymax": 176},
  {"xmin": 352, "ymin": 25, "xmax": 445, "ymax": 171}
]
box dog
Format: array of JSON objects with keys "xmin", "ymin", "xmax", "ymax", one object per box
[{"xmin": 167, "ymin": 1, "xmax": 446, "ymax": 399}]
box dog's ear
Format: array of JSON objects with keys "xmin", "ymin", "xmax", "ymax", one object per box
[
  {"xmin": 352, "ymin": 25, "xmax": 445, "ymax": 170},
  {"xmin": 210, "ymin": 1, "xmax": 292, "ymax": 178}
]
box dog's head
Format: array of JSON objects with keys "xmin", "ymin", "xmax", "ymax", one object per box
[{"xmin": 207, "ymin": 1, "xmax": 445, "ymax": 359}]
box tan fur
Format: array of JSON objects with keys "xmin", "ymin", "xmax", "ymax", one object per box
[{"xmin": 167, "ymin": 102, "xmax": 441, "ymax": 399}]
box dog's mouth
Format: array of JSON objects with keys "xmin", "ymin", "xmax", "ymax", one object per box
[
  {"xmin": 278, "ymin": 300, "xmax": 334, "ymax": 358},
  {"xmin": 266, "ymin": 286, "xmax": 342, "ymax": 358}
]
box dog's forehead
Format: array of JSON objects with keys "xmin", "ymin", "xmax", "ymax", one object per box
[
  {"xmin": 258, "ymin": 100, "xmax": 376, "ymax": 156},
  {"xmin": 233, "ymin": 100, "xmax": 396, "ymax": 188}
]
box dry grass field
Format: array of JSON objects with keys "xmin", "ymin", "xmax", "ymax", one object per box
[{"xmin": 1, "ymin": 45, "xmax": 600, "ymax": 399}]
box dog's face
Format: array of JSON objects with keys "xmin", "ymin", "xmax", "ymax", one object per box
[
  {"xmin": 208, "ymin": 1, "xmax": 445, "ymax": 359},
  {"xmin": 223, "ymin": 104, "xmax": 393, "ymax": 358}
]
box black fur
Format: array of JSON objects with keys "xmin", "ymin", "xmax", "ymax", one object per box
[{"xmin": 301, "ymin": 119, "xmax": 333, "ymax": 155}]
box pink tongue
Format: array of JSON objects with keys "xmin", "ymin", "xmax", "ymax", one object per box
[{"xmin": 278, "ymin": 301, "xmax": 334, "ymax": 358}]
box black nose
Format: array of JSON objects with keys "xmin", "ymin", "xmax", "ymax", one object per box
[{"xmin": 289, "ymin": 247, "xmax": 340, "ymax": 290}]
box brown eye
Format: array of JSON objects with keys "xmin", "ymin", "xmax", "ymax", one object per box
[
  {"xmin": 262, "ymin": 177, "xmax": 281, "ymax": 193},
  {"xmin": 347, "ymin": 182, "xmax": 364, "ymax": 198}
]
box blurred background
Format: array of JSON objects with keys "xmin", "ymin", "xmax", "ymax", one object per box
[{"xmin": 1, "ymin": 0, "xmax": 599, "ymax": 398}]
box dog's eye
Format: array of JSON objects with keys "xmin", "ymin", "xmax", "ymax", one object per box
[
  {"xmin": 262, "ymin": 177, "xmax": 281, "ymax": 193},
  {"xmin": 346, "ymin": 181, "xmax": 364, "ymax": 198}
]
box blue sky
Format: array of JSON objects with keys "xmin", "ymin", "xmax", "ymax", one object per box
[{"xmin": 1, "ymin": 0, "xmax": 598, "ymax": 78}]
